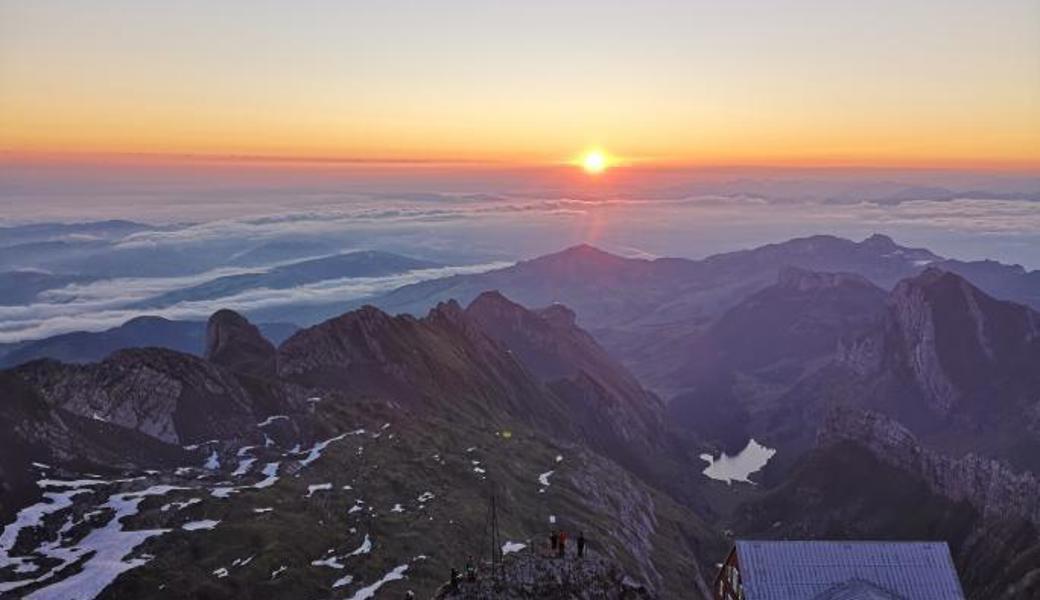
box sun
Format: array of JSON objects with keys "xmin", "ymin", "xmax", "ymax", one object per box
[{"xmin": 581, "ymin": 150, "xmax": 609, "ymax": 175}]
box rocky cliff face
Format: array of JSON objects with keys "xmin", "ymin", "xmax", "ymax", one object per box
[
  {"xmin": 889, "ymin": 269, "xmax": 968, "ymax": 415},
  {"xmin": 825, "ymin": 269, "xmax": 1040, "ymax": 471},
  {"xmin": 819, "ymin": 407, "xmax": 1040, "ymax": 525},
  {"xmin": 12, "ymin": 347, "xmax": 300, "ymax": 445},
  {"xmin": 850, "ymin": 268, "xmax": 1040, "ymax": 418}
]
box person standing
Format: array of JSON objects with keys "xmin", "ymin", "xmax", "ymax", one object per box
[
  {"xmin": 577, "ymin": 531, "xmax": 586, "ymax": 558},
  {"xmin": 558, "ymin": 530, "xmax": 568, "ymax": 558}
]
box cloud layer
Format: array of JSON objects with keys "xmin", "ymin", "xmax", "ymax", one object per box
[{"xmin": 2, "ymin": 171, "xmax": 1039, "ymax": 344}]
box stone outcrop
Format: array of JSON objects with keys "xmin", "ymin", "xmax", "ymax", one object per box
[
  {"xmin": 13, "ymin": 348, "xmax": 272, "ymax": 444},
  {"xmin": 819, "ymin": 406, "xmax": 1040, "ymax": 525},
  {"xmin": 205, "ymin": 309, "xmax": 276, "ymax": 377},
  {"xmin": 436, "ymin": 549, "xmax": 652, "ymax": 599}
]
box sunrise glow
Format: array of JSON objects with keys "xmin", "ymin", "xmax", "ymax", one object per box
[
  {"xmin": 0, "ymin": 3, "xmax": 1037, "ymax": 170},
  {"xmin": 582, "ymin": 150, "xmax": 609, "ymax": 175}
]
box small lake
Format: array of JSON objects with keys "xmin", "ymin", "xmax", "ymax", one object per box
[{"xmin": 700, "ymin": 438, "xmax": 777, "ymax": 485}]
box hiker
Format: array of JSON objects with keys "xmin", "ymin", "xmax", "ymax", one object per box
[
  {"xmin": 465, "ymin": 556, "xmax": 477, "ymax": 582},
  {"xmin": 550, "ymin": 529, "xmax": 558, "ymax": 553},
  {"xmin": 450, "ymin": 567, "xmax": 460, "ymax": 590},
  {"xmin": 405, "ymin": 592, "xmax": 415, "ymax": 600},
  {"xmin": 558, "ymin": 530, "xmax": 567, "ymax": 558},
  {"xmin": 577, "ymin": 531, "xmax": 586, "ymax": 558}
]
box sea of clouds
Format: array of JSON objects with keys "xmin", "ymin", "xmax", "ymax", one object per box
[{"xmin": 1, "ymin": 165, "xmax": 1038, "ymax": 342}]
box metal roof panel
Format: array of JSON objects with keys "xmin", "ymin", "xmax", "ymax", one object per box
[{"xmin": 734, "ymin": 540, "xmax": 965, "ymax": 600}]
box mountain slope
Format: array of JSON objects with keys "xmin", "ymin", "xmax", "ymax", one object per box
[
  {"xmin": 758, "ymin": 268, "xmax": 1040, "ymax": 475},
  {"xmin": 462, "ymin": 292, "xmax": 694, "ymax": 496},
  {"xmin": 0, "ymin": 304, "xmax": 726, "ymax": 599},
  {"xmin": 666, "ymin": 268, "xmax": 888, "ymax": 450}
]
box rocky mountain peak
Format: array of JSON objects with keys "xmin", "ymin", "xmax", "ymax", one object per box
[
  {"xmin": 833, "ymin": 269, "xmax": 1040, "ymax": 461},
  {"xmin": 520, "ymin": 244, "xmax": 638, "ymax": 276},
  {"xmin": 424, "ymin": 298, "xmax": 469, "ymax": 326},
  {"xmin": 426, "ymin": 299, "xmax": 488, "ymax": 341},
  {"xmin": 536, "ymin": 303, "xmax": 578, "ymax": 328},
  {"xmin": 464, "ymin": 291, "xmax": 536, "ymax": 328},
  {"xmin": 860, "ymin": 233, "xmax": 898, "ymax": 249},
  {"xmin": 556, "ymin": 243, "xmax": 621, "ymax": 260},
  {"xmin": 468, "ymin": 289, "xmax": 519, "ymax": 310},
  {"xmin": 205, "ymin": 309, "xmax": 276, "ymax": 377}
]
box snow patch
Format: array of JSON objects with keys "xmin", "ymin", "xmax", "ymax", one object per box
[
  {"xmin": 203, "ymin": 451, "xmax": 220, "ymax": 471},
  {"xmin": 231, "ymin": 457, "xmax": 257, "ymax": 477},
  {"xmin": 347, "ymin": 534, "xmax": 372, "ymax": 556},
  {"xmin": 160, "ymin": 498, "xmax": 201, "ymax": 512},
  {"xmin": 306, "ymin": 483, "xmax": 333, "ymax": 498},
  {"xmin": 298, "ymin": 433, "xmax": 348, "ymax": 467},
  {"xmin": 211, "ymin": 487, "xmax": 238, "ymax": 499},
  {"xmin": 15, "ymin": 485, "xmax": 186, "ymax": 600},
  {"xmin": 345, "ymin": 564, "xmax": 408, "ymax": 600},
  {"xmin": 257, "ymin": 415, "xmax": 289, "ymax": 427},
  {"xmin": 252, "ymin": 462, "xmax": 281, "ymax": 489},
  {"xmin": 182, "ymin": 519, "xmax": 220, "ymax": 531}
]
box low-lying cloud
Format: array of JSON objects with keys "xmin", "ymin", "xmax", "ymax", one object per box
[{"xmin": 0, "ymin": 262, "xmax": 511, "ymax": 343}]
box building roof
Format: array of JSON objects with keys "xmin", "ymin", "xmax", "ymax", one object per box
[{"xmin": 734, "ymin": 540, "xmax": 965, "ymax": 600}]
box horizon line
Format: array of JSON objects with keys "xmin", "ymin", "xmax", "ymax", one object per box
[{"xmin": 2, "ymin": 150, "xmax": 1040, "ymax": 174}]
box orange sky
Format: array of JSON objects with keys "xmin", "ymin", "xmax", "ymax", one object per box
[{"xmin": 2, "ymin": 1, "xmax": 1039, "ymax": 170}]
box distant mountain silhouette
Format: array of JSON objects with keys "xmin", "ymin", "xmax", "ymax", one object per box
[
  {"xmin": 369, "ymin": 234, "xmax": 1040, "ymax": 398},
  {"xmin": 0, "ymin": 316, "xmax": 297, "ymax": 368}
]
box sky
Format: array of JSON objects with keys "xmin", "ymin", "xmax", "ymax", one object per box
[{"xmin": 2, "ymin": 0, "xmax": 1039, "ymax": 168}]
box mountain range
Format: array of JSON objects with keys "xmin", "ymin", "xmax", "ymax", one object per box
[{"xmin": 1, "ymin": 234, "xmax": 1038, "ymax": 599}]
